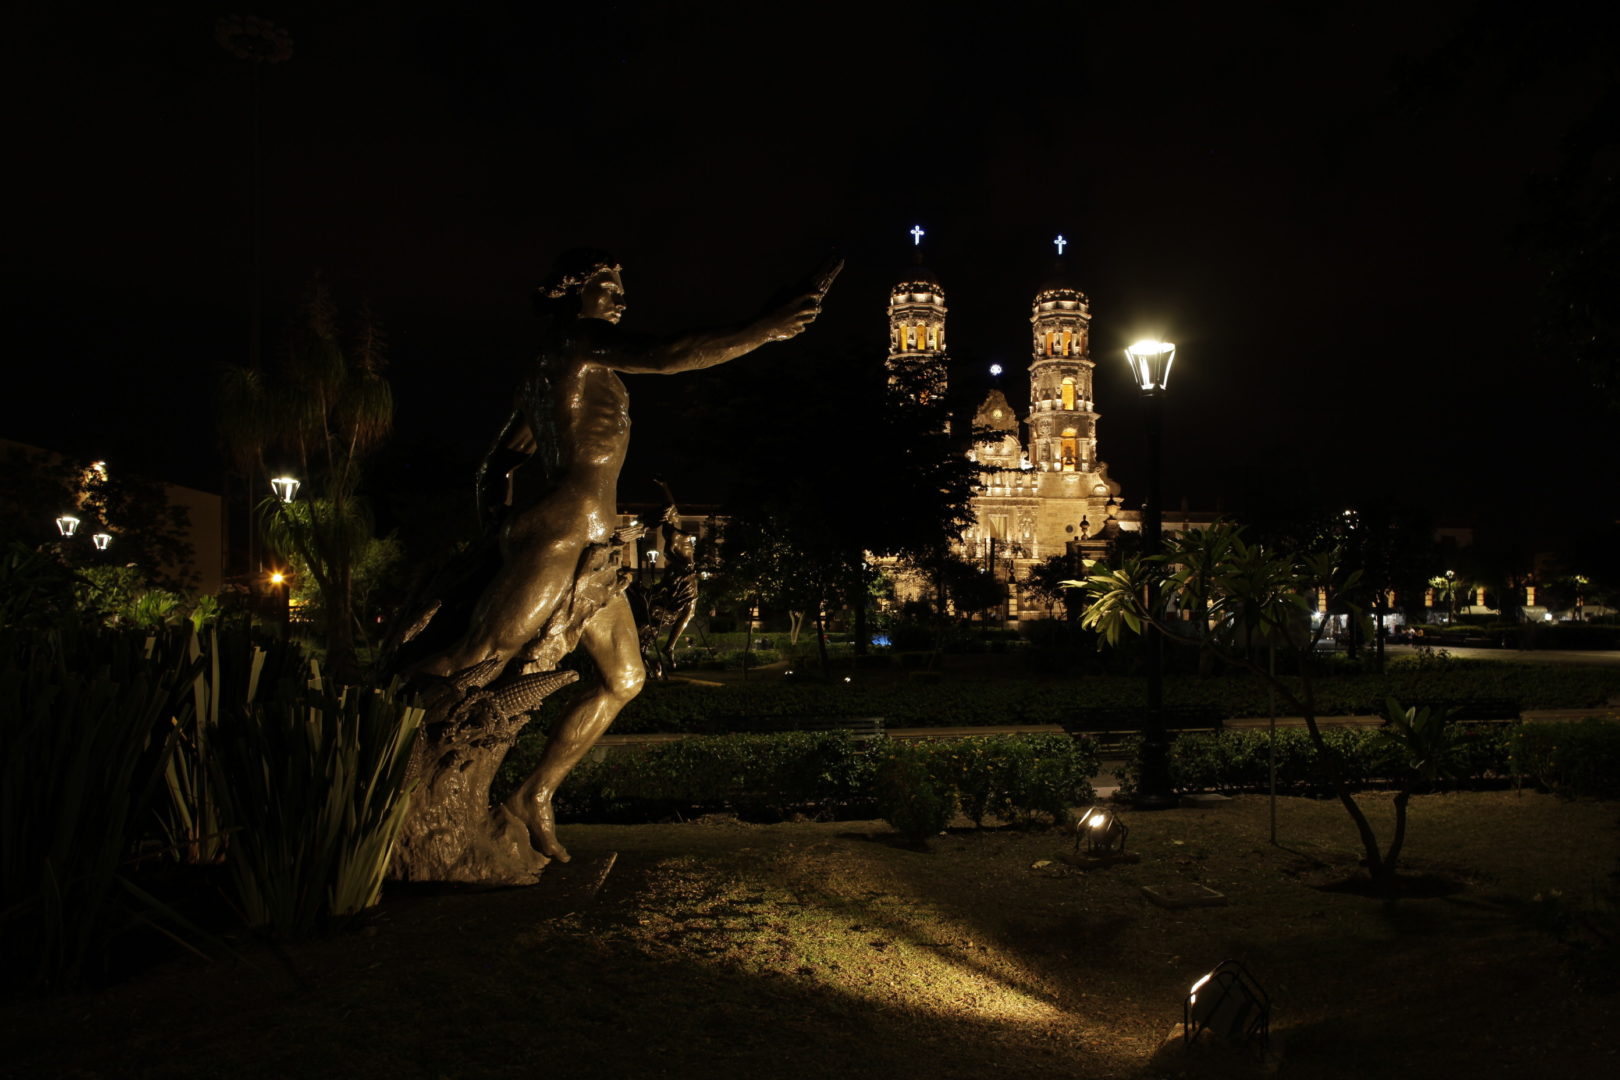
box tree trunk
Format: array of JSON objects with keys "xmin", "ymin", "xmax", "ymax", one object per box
[
  {"xmin": 1293, "ymin": 677, "xmax": 1388, "ymax": 891},
  {"xmin": 325, "ymin": 569, "xmax": 362, "ymax": 686},
  {"xmin": 1379, "ymin": 788, "xmax": 1412, "ymax": 902},
  {"xmin": 815, "ymin": 604, "xmax": 830, "ymax": 676},
  {"xmin": 853, "ymin": 575, "xmax": 868, "ymax": 657}
]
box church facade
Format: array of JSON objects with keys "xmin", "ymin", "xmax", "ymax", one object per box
[{"xmin": 884, "ymin": 253, "xmax": 1178, "ymax": 621}]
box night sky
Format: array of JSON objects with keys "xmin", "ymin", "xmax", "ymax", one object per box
[{"xmin": 6, "ymin": 1, "xmax": 1615, "ymax": 548}]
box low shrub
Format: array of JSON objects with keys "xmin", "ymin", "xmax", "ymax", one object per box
[
  {"xmin": 553, "ymin": 731, "xmax": 879, "ymax": 822},
  {"xmin": 1511, "ymin": 719, "xmax": 1620, "ymax": 799},
  {"xmin": 1114, "ymin": 722, "xmax": 1517, "ymax": 796},
  {"xmin": 875, "ymin": 744, "xmax": 956, "ymax": 843},
  {"xmin": 545, "ymin": 731, "xmax": 1098, "ymax": 830},
  {"xmin": 579, "ymin": 663, "xmax": 1620, "ymax": 737},
  {"xmin": 929, "ymin": 733, "xmax": 1098, "ymax": 827}
]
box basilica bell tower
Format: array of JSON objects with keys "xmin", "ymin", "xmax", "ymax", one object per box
[
  {"xmin": 886, "ymin": 226, "xmax": 949, "ymax": 423},
  {"xmin": 1027, "ymin": 274, "xmax": 1097, "ymax": 473},
  {"xmin": 1023, "ymin": 241, "xmax": 1121, "ymax": 548}
]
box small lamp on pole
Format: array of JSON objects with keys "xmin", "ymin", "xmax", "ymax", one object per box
[
  {"xmin": 270, "ymin": 476, "xmax": 301, "ymax": 503},
  {"xmin": 1124, "ymin": 339, "xmax": 1177, "ymax": 810}
]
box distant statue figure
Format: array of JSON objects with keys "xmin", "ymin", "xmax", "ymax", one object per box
[
  {"xmin": 626, "ymin": 483, "xmax": 701, "ymax": 680},
  {"xmin": 389, "ymin": 249, "xmax": 840, "ymax": 883}
]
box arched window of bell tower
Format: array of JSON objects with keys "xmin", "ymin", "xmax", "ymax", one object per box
[
  {"xmin": 1043, "ymin": 331, "xmax": 1054, "ymax": 357},
  {"xmin": 1060, "ymin": 428, "xmax": 1078, "ymax": 471},
  {"xmin": 1061, "ymin": 378, "xmax": 1076, "ymax": 410}
]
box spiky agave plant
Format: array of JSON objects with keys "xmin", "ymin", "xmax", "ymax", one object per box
[
  {"xmin": 211, "ymin": 665, "xmax": 420, "ymax": 937},
  {"xmin": 0, "ymin": 625, "xmax": 202, "ymax": 988}
]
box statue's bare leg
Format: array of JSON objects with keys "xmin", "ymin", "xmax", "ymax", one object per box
[
  {"xmin": 503, "ymin": 595, "xmax": 645, "ymax": 861},
  {"xmin": 418, "ymin": 525, "xmax": 584, "ymax": 680}
]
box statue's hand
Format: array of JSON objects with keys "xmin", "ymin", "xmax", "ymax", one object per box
[{"xmin": 758, "ymin": 291, "xmax": 823, "ymax": 342}]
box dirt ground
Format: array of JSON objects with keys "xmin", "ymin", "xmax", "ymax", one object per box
[{"xmin": 4, "ymin": 791, "xmax": 1618, "ymax": 1080}]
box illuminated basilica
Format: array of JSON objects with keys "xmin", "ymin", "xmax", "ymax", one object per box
[{"xmin": 886, "ymin": 234, "xmax": 1171, "ymax": 619}]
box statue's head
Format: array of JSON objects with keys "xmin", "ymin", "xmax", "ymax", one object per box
[{"xmin": 535, "ymin": 248, "xmax": 623, "ymax": 322}]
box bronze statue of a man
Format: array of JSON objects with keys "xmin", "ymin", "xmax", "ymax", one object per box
[{"xmin": 413, "ymin": 249, "xmax": 837, "ymax": 867}]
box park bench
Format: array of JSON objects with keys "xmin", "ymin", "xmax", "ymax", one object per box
[{"xmin": 1060, "ymin": 705, "xmax": 1225, "ymax": 757}]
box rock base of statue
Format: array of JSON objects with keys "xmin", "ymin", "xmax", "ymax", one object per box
[{"xmin": 388, "ymin": 539, "xmax": 634, "ymax": 885}]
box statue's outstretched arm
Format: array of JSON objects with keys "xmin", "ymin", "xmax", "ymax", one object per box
[
  {"xmin": 604, "ymin": 292, "xmax": 823, "ymax": 375},
  {"xmin": 606, "ymin": 256, "xmax": 841, "ymax": 375}
]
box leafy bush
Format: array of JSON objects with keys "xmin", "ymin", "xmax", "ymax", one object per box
[
  {"xmin": 875, "ymin": 743, "xmax": 957, "ymax": 843},
  {"xmin": 1511, "ymin": 720, "xmax": 1620, "ymax": 798},
  {"xmin": 578, "ymin": 663, "xmax": 1620, "ymax": 738},
  {"xmin": 1114, "ymin": 723, "xmax": 1516, "ymax": 796},
  {"xmin": 550, "ymin": 731, "xmax": 879, "ymax": 822},
  {"xmin": 541, "ymin": 731, "xmax": 1098, "ymax": 832}
]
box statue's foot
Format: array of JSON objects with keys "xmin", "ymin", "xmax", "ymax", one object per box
[{"xmin": 527, "ymin": 799, "xmax": 571, "ymax": 863}]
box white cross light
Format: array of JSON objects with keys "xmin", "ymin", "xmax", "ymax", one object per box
[
  {"xmin": 1054, "ymin": 234, "xmax": 1067, "ymax": 255},
  {"xmin": 910, "ymin": 224, "xmax": 925, "ymax": 246}
]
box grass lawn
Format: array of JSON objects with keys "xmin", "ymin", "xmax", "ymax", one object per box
[{"xmin": 4, "ymin": 792, "xmax": 1617, "ymax": 1079}]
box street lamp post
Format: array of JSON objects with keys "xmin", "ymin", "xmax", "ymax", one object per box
[
  {"xmin": 269, "ymin": 570, "xmax": 290, "ymax": 638},
  {"xmin": 1125, "ymin": 340, "xmax": 1177, "ymax": 810}
]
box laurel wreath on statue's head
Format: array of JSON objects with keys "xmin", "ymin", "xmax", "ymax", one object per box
[{"xmin": 540, "ymin": 260, "xmax": 623, "ymax": 299}]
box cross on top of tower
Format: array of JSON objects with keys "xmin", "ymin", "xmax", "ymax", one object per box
[
  {"xmin": 1054, "ymin": 234, "xmax": 1067, "ymax": 256},
  {"xmin": 910, "ymin": 224, "xmax": 925, "ymax": 246}
]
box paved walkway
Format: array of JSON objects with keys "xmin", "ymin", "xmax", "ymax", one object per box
[{"xmin": 1384, "ymin": 644, "xmax": 1620, "ymax": 666}]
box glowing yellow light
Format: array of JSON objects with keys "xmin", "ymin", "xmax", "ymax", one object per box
[
  {"xmin": 1089, "ymin": 812, "xmax": 1107, "ymax": 829},
  {"xmin": 270, "ymin": 572, "xmax": 286, "ymax": 585}
]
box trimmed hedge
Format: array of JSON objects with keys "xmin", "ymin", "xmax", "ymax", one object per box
[
  {"xmin": 540, "ymin": 731, "xmax": 1098, "ymax": 827},
  {"xmin": 1112, "ymin": 719, "xmax": 1620, "ymax": 799},
  {"xmin": 1510, "ymin": 720, "xmax": 1620, "ymax": 798},
  {"xmin": 529, "ymin": 662, "xmax": 1620, "ymax": 736}
]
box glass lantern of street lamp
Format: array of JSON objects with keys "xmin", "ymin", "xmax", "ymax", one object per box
[
  {"xmin": 92, "ymin": 532, "xmax": 112, "ymax": 550},
  {"xmin": 55, "ymin": 514, "xmax": 80, "ymax": 537},
  {"xmin": 1124, "ymin": 339, "xmax": 1176, "ymax": 391},
  {"xmin": 270, "ymin": 476, "xmax": 301, "ymax": 503}
]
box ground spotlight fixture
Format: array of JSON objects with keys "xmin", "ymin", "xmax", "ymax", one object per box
[
  {"xmin": 1074, "ymin": 805, "xmax": 1128, "ymax": 856},
  {"xmin": 1184, "ymin": 960, "xmax": 1270, "ymax": 1050},
  {"xmin": 92, "ymin": 532, "xmax": 112, "ymax": 550},
  {"xmin": 55, "ymin": 515, "xmax": 81, "ymax": 537},
  {"xmin": 270, "ymin": 476, "xmax": 301, "ymax": 503}
]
